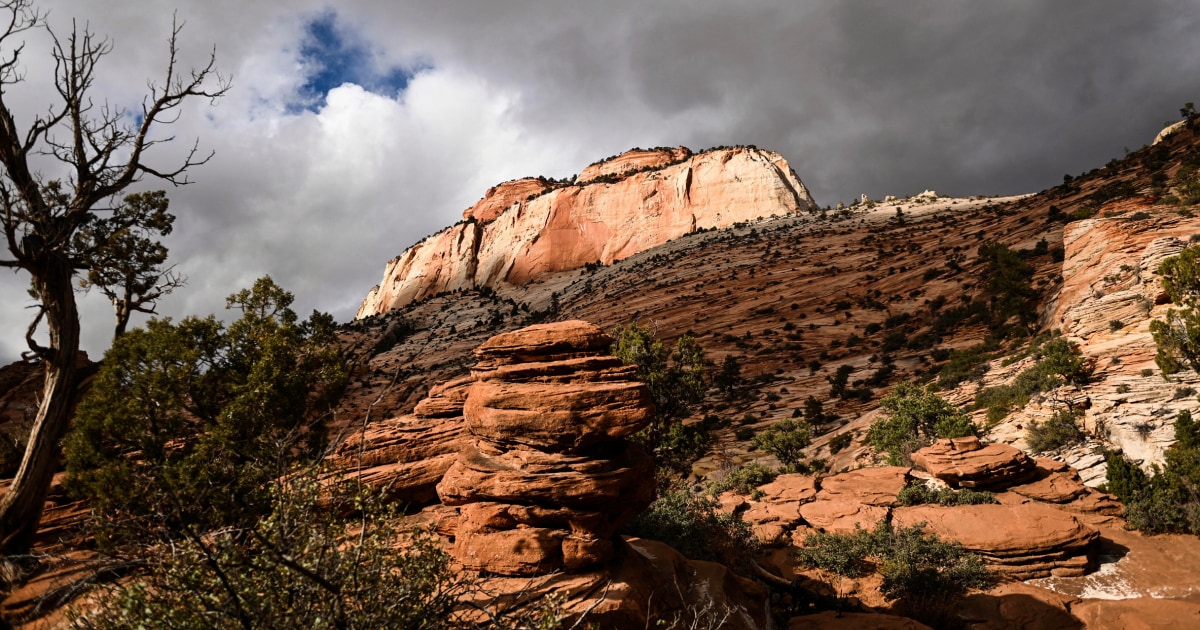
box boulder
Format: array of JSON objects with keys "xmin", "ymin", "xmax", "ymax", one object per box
[
  {"xmin": 892, "ymin": 502, "xmax": 1098, "ymax": 580},
  {"xmin": 911, "ymin": 437, "xmax": 1037, "ymax": 490}
]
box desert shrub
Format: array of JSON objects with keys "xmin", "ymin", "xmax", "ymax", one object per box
[
  {"xmin": 73, "ymin": 470, "xmax": 564, "ymax": 630},
  {"xmin": 65, "ymin": 277, "xmax": 347, "ymax": 542},
  {"xmin": 827, "ymin": 364, "xmax": 853, "ymax": 398},
  {"xmin": 1151, "ymin": 245, "xmax": 1200, "ymax": 376},
  {"xmin": 612, "ymin": 323, "xmax": 710, "ymax": 475},
  {"xmin": 795, "ymin": 521, "xmax": 992, "ymax": 625},
  {"xmin": 708, "ymin": 462, "xmax": 779, "ymax": 495},
  {"xmin": 935, "ymin": 340, "xmax": 999, "ymax": 389},
  {"xmin": 977, "ymin": 242, "xmax": 1036, "ymax": 327},
  {"xmin": 829, "ymin": 432, "xmax": 853, "ymax": 454},
  {"xmin": 896, "ymin": 482, "xmax": 997, "ymax": 507},
  {"xmin": 624, "ymin": 483, "xmax": 756, "ymax": 569},
  {"xmin": 973, "ymin": 337, "xmax": 1089, "ymax": 422},
  {"xmin": 871, "ymin": 522, "xmax": 994, "ymax": 626},
  {"xmin": 1026, "ymin": 409, "xmax": 1085, "ymax": 454},
  {"xmin": 1106, "ymin": 410, "xmax": 1200, "ymax": 535},
  {"xmin": 754, "ymin": 418, "xmax": 811, "ymax": 468},
  {"xmin": 867, "ymin": 383, "xmax": 976, "ymax": 466}
]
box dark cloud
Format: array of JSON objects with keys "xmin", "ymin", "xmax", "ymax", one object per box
[{"xmin": 0, "ymin": 0, "xmax": 1195, "ymax": 360}]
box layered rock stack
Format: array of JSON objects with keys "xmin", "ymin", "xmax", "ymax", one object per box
[
  {"xmin": 436, "ymin": 320, "xmax": 656, "ymax": 576},
  {"xmin": 910, "ymin": 437, "xmax": 1038, "ymax": 489},
  {"xmin": 903, "ymin": 437, "xmax": 1103, "ymax": 579}
]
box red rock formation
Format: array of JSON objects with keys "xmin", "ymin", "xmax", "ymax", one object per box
[
  {"xmin": 910, "ymin": 437, "xmax": 1038, "ymax": 490},
  {"xmin": 357, "ymin": 146, "xmax": 818, "ymax": 317},
  {"xmin": 462, "ymin": 177, "xmax": 555, "ymax": 223},
  {"xmin": 436, "ymin": 320, "xmax": 656, "ymax": 576}
]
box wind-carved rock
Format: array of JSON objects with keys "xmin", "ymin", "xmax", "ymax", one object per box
[
  {"xmin": 436, "ymin": 320, "xmax": 656, "ymax": 576},
  {"xmin": 357, "ymin": 146, "xmax": 818, "ymax": 317}
]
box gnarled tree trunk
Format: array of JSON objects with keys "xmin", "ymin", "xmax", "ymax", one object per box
[{"xmin": 0, "ymin": 255, "xmax": 78, "ymax": 554}]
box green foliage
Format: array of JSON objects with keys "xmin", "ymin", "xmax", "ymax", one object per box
[
  {"xmin": 935, "ymin": 341, "xmax": 1000, "ymax": 389},
  {"xmin": 1106, "ymin": 410, "xmax": 1200, "ymax": 535},
  {"xmin": 73, "ymin": 469, "xmax": 566, "ymax": 630},
  {"xmin": 713, "ymin": 354, "xmax": 742, "ymax": 395},
  {"xmin": 65, "ymin": 277, "xmax": 347, "ymax": 541},
  {"xmin": 753, "ymin": 418, "xmax": 811, "ymax": 468},
  {"xmin": 803, "ymin": 395, "xmax": 827, "ymax": 422},
  {"xmin": 707, "ymin": 462, "xmax": 779, "ymax": 495},
  {"xmin": 867, "ymin": 383, "xmax": 976, "ymax": 466},
  {"xmin": 1152, "ymin": 245, "xmax": 1200, "ymax": 376},
  {"xmin": 828, "ymin": 364, "xmax": 853, "ymax": 398},
  {"xmin": 973, "ymin": 337, "xmax": 1089, "ymax": 422},
  {"xmin": 828, "ymin": 432, "xmax": 853, "ymax": 455},
  {"xmin": 795, "ymin": 521, "xmax": 993, "ymax": 624},
  {"xmin": 611, "ymin": 323, "xmax": 710, "ymax": 475},
  {"xmin": 623, "ymin": 483, "xmax": 756, "ymax": 569},
  {"xmin": 977, "ymin": 242, "xmax": 1036, "ymax": 327},
  {"xmin": 1025, "ymin": 409, "xmax": 1085, "ymax": 454},
  {"xmin": 896, "ymin": 482, "xmax": 998, "ymax": 507}
]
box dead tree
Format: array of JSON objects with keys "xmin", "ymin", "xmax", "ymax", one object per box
[{"xmin": 0, "ymin": 0, "xmax": 228, "ymax": 555}]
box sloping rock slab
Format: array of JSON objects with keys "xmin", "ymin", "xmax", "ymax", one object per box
[
  {"xmin": 798, "ymin": 500, "xmax": 888, "ymax": 534},
  {"xmin": 815, "ymin": 466, "xmax": 910, "ymax": 506}
]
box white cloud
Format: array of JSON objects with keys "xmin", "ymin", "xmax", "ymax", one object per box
[{"xmin": 0, "ymin": 0, "xmax": 1196, "ymax": 361}]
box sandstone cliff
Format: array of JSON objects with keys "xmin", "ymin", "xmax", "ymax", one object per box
[{"xmin": 357, "ymin": 146, "xmax": 818, "ymax": 317}]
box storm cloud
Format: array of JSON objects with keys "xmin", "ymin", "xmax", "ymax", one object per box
[{"xmin": 0, "ymin": 0, "xmax": 1196, "ymax": 360}]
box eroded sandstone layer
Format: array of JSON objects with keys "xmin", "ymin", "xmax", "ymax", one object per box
[
  {"xmin": 357, "ymin": 146, "xmax": 818, "ymax": 317},
  {"xmin": 436, "ymin": 320, "xmax": 656, "ymax": 575}
]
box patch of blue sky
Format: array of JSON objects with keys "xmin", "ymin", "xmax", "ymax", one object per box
[{"xmin": 291, "ymin": 9, "xmax": 429, "ymax": 113}]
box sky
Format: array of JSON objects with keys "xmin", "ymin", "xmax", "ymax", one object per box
[{"xmin": 0, "ymin": 0, "xmax": 1197, "ymax": 361}]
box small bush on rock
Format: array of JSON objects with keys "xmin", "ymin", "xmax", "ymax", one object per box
[
  {"xmin": 623, "ymin": 483, "xmax": 756, "ymax": 570},
  {"xmin": 1107, "ymin": 410, "xmax": 1200, "ymax": 535},
  {"xmin": 753, "ymin": 418, "xmax": 811, "ymax": 468},
  {"xmin": 896, "ymin": 481, "xmax": 998, "ymax": 507},
  {"xmin": 867, "ymin": 383, "xmax": 976, "ymax": 465},
  {"xmin": 1026, "ymin": 409, "xmax": 1085, "ymax": 454}
]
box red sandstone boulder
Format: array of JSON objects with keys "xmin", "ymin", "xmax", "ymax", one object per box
[
  {"xmin": 911, "ymin": 437, "xmax": 1037, "ymax": 490},
  {"xmin": 472, "ymin": 320, "xmax": 612, "ymax": 368},
  {"xmin": 892, "ymin": 502, "xmax": 1098, "ymax": 579}
]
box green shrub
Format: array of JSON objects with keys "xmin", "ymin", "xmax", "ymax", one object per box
[
  {"xmin": 1026, "ymin": 409, "xmax": 1085, "ymax": 454},
  {"xmin": 867, "ymin": 383, "xmax": 976, "ymax": 465},
  {"xmin": 71, "ymin": 470, "xmax": 530, "ymax": 630},
  {"xmin": 935, "ymin": 341, "xmax": 999, "ymax": 389},
  {"xmin": 612, "ymin": 323, "xmax": 710, "ymax": 475},
  {"xmin": 896, "ymin": 482, "xmax": 998, "ymax": 506},
  {"xmin": 1106, "ymin": 410, "xmax": 1200, "ymax": 535},
  {"xmin": 708, "ymin": 462, "xmax": 779, "ymax": 495},
  {"xmin": 1150, "ymin": 245, "xmax": 1200, "ymax": 376},
  {"xmin": 795, "ymin": 521, "xmax": 993, "ymax": 625},
  {"xmin": 829, "ymin": 432, "xmax": 853, "ymax": 455},
  {"xmin": 753, "ymin": 418, "xmax": 811, "ymax": 468},
  {"xmin": 624, "ymin": 483, "xmax": 756, "ymax": 569},
  {"xmin": 973, "ymin": 337, "xmax": 1089, "ymax": 422},
  {"xmin": 65, "ymin": 277, "xmax": 347, "ymax": 542}
]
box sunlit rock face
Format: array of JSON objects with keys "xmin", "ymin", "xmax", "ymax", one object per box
[{"xmin": 357, "ymin": 146, "xmax": 818, "ymax": 318}]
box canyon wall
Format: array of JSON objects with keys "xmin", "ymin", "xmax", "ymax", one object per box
[{"xmin": 357, "ymin": 146, "xmax": 818, "ymax": 318}]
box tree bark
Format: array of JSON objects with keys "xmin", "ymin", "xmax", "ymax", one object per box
[
  {"xmin": 0, "ymin": 253, "xmax": 79, "ymax": 554},
  {"xmin": 113, "ymin": 298, "xmax": 129, "ymax": 340}
]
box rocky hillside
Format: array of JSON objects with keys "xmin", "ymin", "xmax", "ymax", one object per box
[{"xmin": 356, "ymin": 146, "xmax": 818, "ymax": 316}]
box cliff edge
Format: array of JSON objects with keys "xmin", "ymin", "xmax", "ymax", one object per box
[{"xmin": 356, "ymin": 146, "xmax": 818, "ymax": 318}]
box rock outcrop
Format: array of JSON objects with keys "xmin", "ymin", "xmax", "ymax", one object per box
[
  {"xmin": 436, "ymin": 321, "xmax": 656, "ymax": 575},
  {"xmin": 892, "ymin": 503, "xmax": 1099, "ymax": 580},
  {"xmin": 905, "ymin": 439, "xmax": 1103, "ymax": 579},
  {"xmin": 910, "ymin": 437, "xmax": 1038, "ymax": 490},
  {"xmin": 330, "ymin": 377, "xmax": 472, "ymax": 504},
  {"xmin": 358, "ymin": 146, "xmax": 818, "ymax": 317}
]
